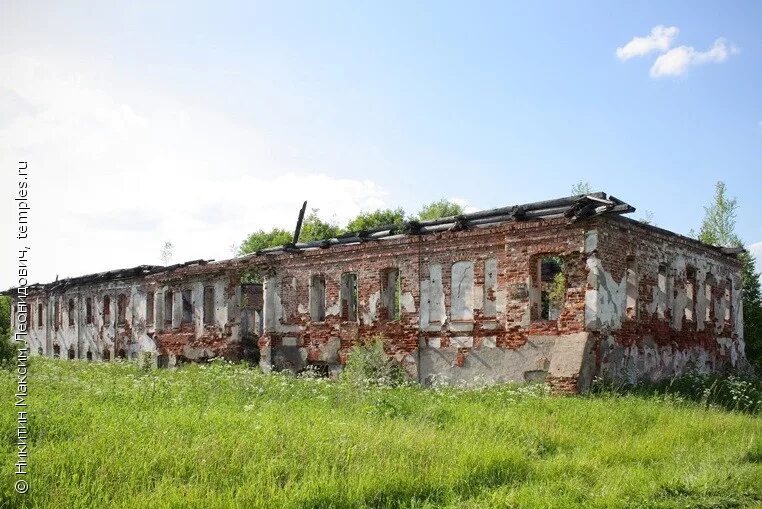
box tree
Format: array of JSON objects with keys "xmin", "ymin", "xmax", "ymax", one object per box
[
  {"xmin": 298, "ymin": 209, "xmax": 342, "ymax": 242},
  {"xmin": 160, "ymin": 241, "xmax": 174, "ymax": 265},
  {"xmin": 697, "ymin": 181, "xmax": 762, "ymax": 368},
  {"xmin": 238, "ymin": 228, "xmax": 292, "ymax": 255},
  {"xmin": 417, "ymin": 199, "xmax": 464, "ymax": 221},
  {"xmin": 698, "ymin": 182, "xmax": 739, "ymax": 247},
  {"xmin": 739, "ymin": 254, "xmax": 762, "ymax": 368},
  {"xmin": 237, "ymin": 210, "xmax": 340, "ymax": 257},
  {"xmin": 571, "ymin": 181, "xmax": 593, "ymax": 195},
  {"xmin": 0, "ymin": 296, "xmax": 9, "ymax": 338},
  {"xmin": 346, "ymin": 208, "xmax": 406, "ymax": 232}
]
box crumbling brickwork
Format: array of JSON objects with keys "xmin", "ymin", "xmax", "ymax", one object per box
[
  {"xmin": 586, "ymin": 217, "xmax": 744, "ymax": 383},
  {"xmin": 6, "ymin": 193, "xmax": 746, "ymax": 392},
  {"xmin": 15, "ymin": 263, "xmax": 263, "ymax": 367}
]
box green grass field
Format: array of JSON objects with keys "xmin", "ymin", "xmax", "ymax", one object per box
[{"xmin": 0, "ymin": 358, "xmax": 760, "ymax": 508}]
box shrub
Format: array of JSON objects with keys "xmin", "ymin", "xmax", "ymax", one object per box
[
  {"xmin": 139, "ymin": 351, "xmax": 153, "ymax": 371},
  {"xmin": 0, "ymin": 335, "xmax": 15, "ymax": 368},
  {"xmin": 341, "ymin": 337, "xmax": 408, "ymax": 387}
]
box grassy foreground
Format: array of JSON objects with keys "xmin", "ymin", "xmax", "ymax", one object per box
[{"xmin": 0, "ymin": 359, "xmax": 760, "ymax": 508}]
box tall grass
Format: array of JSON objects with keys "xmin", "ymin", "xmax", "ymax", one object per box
[
  {"xmin": 0, "ymin": 359, "xmax": 760, "ymax": 508},
  {"xmin": 592, "ymin": 372, "xmax": 762, "ymax": 413}
]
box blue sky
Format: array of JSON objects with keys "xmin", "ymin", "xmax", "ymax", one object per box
[{"xmin": 1, "ymin": 1, "xmax": 761, "ymax": 287}]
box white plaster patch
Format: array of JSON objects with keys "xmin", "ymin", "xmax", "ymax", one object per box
[
  {"xmin": 481, "ymin": 321, "xmax": 498, "ymax": 330},
  {"xmin": 586, "ymin": 256, "xmax": 626, "ymax": 332},
  {"xmin": 449, "ymin": 321, "xmax": 474, "ymax": 332},
  {"xmin": 325, "ymin": 301, "xmax": 340, "ymax": 317},
  {"xmin": 318, "ymin": 337, "xmax": 341, "ymax": 361},
  {"xmin": 585, "ymin": 229, "xmax": 598, "ymax": 253},
  {"xmin": 363, "ymin": 290, "xmax": 381, "ymax": 324},
  {"xmin": 428, "ymin": 264, "xmax": 446, "ymax": 324},
  {"xmin": 401, "ymin": 292, "xmax": 416, "ymax": 313},
  {"xmin": 419, "ymin": 278, "xmax": 430, "ymax": 325},
  {"xmin": 451, "ymin": 261, "xmax": 474, "ymax": 321},
  {"xmin": 473, "ymin": 285, "xmax": 484, "ymax": 311},
  {"xmin": 452, "ymin": 336, "xmax": 473, "ymax": 348},
  {"xmin": 495, "ymin": 289, "xmax": 507, "ymax": 320},
  {"xmin": 483, "ymin": 258, "xmax": 498, "ymax": 317},
  {"xmin": 585, "ymin": 289, "xmax": 599, "ymax": 330},
  {"xmin": 264, "ymin": 276, "xmax": 284, "ymax": 331}
]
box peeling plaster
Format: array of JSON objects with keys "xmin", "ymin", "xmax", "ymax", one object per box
[
  {"xmin": 400, "ymin": 292, "xmax": 416, "ymax": 314},
  {"xmin": 326, "ymin": 301, "xmax": 340, "ymax": 317},
  {"xmin": 363, "ymin": 290, "xmax": 381, "ymax": 324},
  {"xmin": 585, "ymin": 255, "xmax": 626, "ymax": 332},
  {"xmin": 14, "ymin": 211, "xmax": 746, "ymax": 393}
]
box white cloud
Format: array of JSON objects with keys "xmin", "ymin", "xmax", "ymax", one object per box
[
  {"xmin": 650, "ymin": 38, "xmax": 739, "ymax": 78},
  {"xmin": 617, "ymin": 26, "xmax": 738, "ymax": 78},
  {"xmin": 0, "ymin": 53, "xmax": 390, "ymax": 287},
  {"xmin": 616, "ymin": 25, "xmax": 679, "ymax": 61}
]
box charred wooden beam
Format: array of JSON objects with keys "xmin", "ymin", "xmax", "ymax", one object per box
[{"xmin": 292, "ymin": 201, "xmax": 308, "ymax": 244}]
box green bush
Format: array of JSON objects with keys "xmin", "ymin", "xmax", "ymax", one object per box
[
  {"xmin": 0, "ymin": 335, "xmax": 15, "ymax": 368},
  {"xmin": 341, "ymin": 337, "xmax": 408, "ymax": 387}
]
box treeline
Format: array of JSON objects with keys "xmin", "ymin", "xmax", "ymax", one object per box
[{"xmin": 237, "ymin": 198, "xmax": 464, "ymax": 255}]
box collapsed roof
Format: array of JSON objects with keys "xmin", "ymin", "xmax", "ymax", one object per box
[
  {"xmin": 249, "ymin": 192, "xmax": 634, "ymax": 255},
  {"xmin": 3, "ymin": 191, "xmax": 744, "ymax": 296},
  {"xmin": 2, "ymin": 260, "xmax": 211, "ymax": 296}
]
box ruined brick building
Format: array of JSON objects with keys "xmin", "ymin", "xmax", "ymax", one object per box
[{"xmin": 6, "ymin": 193, "xmax": 747, "ymax": 392}]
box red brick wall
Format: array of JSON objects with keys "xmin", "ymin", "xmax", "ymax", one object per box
[
  {"xmin": 255, "ymin": 218, "xmax": 590, "ymax": 377},
  {"xmin": 17, "ymin": 211, "xmax": 745, "ymax": 390},
  {"xmin": 590, "ymin": 216, "xmax": 744, "ymax": 381}
]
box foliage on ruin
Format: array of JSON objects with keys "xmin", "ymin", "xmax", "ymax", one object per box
[
  {"xmin": 238, "ymin": 228, "xmax": 293, "ymax": 255},
  {"xmin": 571, "ymin": 180, "xmax": 593, "ymax": 195},
  {"xmin": 345, "ymin": 207, "xmax": 406, "ymax": 232},
  {"xmin": 238, "ymin": 198, "xmax": 467, "ymax": 255},
  {"xmin": 237, "ymin": 210, "xmax": 342, "ymax": 256},
  {"xmin": 416, "ymin": 198, "xmax": 464, "ymax": 221},
  {"xmin": 297, "ymin": 209, "xmax": 342, "ymax": 243},
  {"xmin": 549, "ymin": 271, "xmax": 567, "ymax": 311},
  {"xmin": 160, "ymin": 241, "xmax": 174, "ymax": 265}
]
